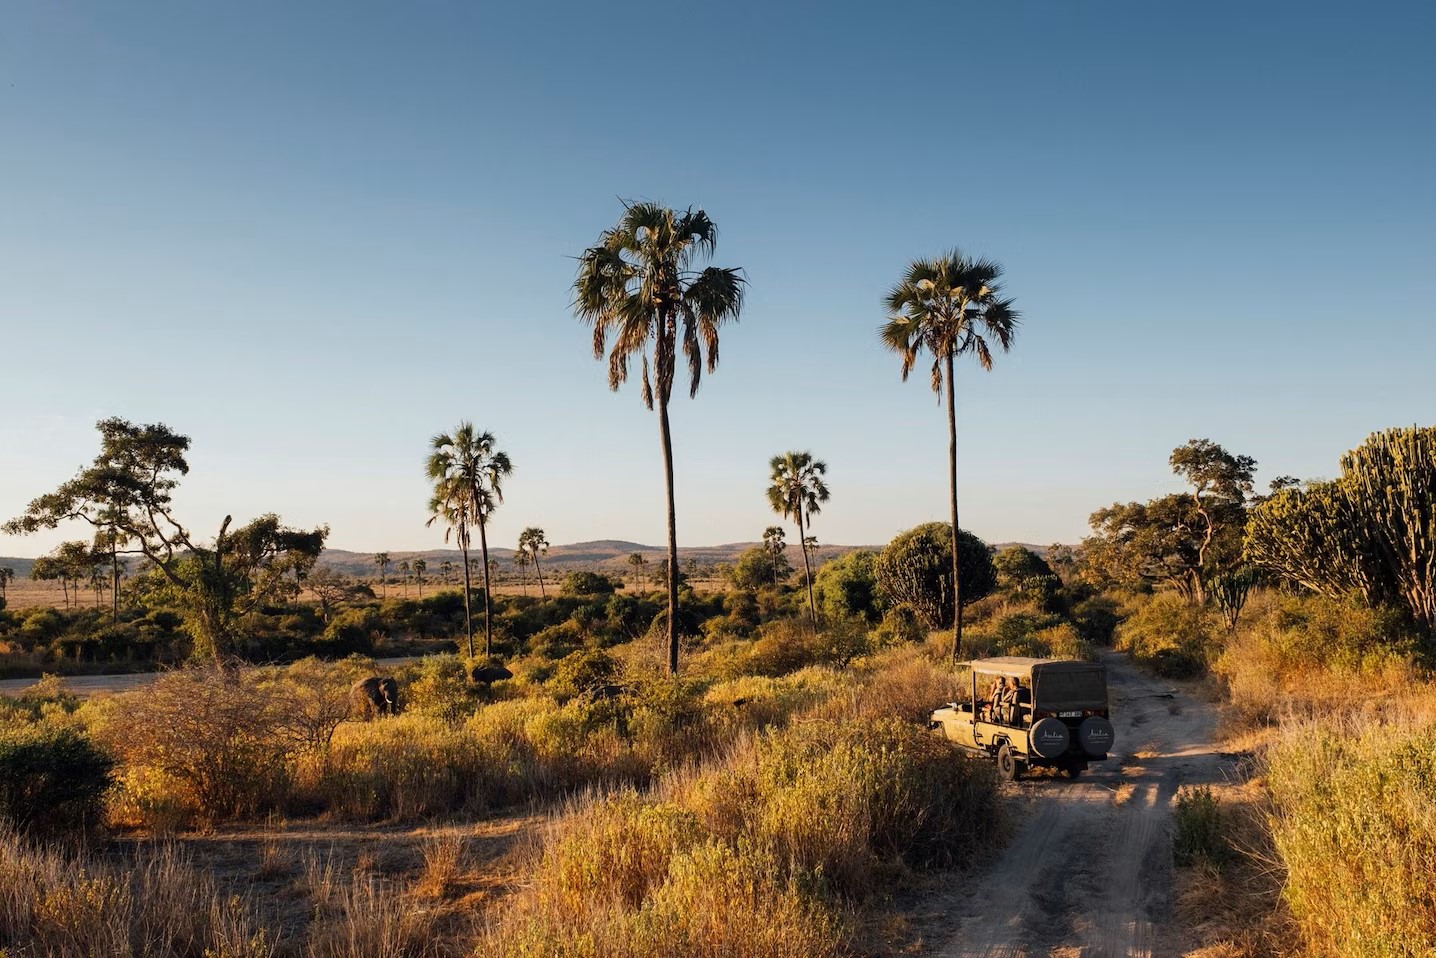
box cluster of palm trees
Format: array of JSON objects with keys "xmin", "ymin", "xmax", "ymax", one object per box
[{"xmin": 424, "ymin": 201, "xmax": 1018, "ymax": 671}]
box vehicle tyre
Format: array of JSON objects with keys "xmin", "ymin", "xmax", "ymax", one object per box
[
  {"xmin": 996, "ymin": 744, "xmax": 1016, "ymax": 783},
  {"xmin": 1029, "ymin": 717, "xmax": 1072, "ymax": 759}
]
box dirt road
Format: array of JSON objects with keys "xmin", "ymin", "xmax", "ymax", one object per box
[{"xmin": 932, "ymin": 651, "xmax": 1231, "ymax": 958}]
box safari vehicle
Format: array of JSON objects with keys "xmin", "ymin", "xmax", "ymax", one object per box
[{"xmin": 928, "ymin": 656, "xmax": 1115, "ymax": 781}]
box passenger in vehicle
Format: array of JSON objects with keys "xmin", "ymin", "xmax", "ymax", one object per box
[
  {"xmin": 1012, "ymin": 679, "xmax": 1032, "ymax": 724},
  {"xmin": 984, "ymin": 677, "xmax": 1008, "ymax": 721},
  {"xmin": 998, "ymin": 678, "xmax": 1019, "ymax": 724}
]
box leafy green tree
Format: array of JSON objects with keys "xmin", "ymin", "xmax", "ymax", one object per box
[
  {"xmin": 873, "ymin": 522, "xmax": 997, "ymax": 634},
  {"xmin": 812, "ymin": 549, "xmax": 881, "ymax": 622},
  {"xmin": 729, "ymin": 545, "xmax": 792, "ymax": 592},
  {"xmin": 767, "ymin": 452, "xmax": 830, "ymax": 623},
  {"xmin": 762, "ymin": 526, "xmax": 787, "ymax": 585},
  {"xmin": 4, "ymin": 419, "xmax": 324, "ymax": 657},
  {"xmin": 425, "ymin": 422, "xmax": 512, "ymax": 658},
  {"xmin": 881, "ymin": 251, "xmax": 1018, "ymax": 659},
  {"xmin": 993, "ymin": 546, "xmax": 1059, "ymax": 600},
  {"xmin": 373, "ymin": 552, "xmax": 390, "ymax": 598},
  {"xmin": 413, "ymin": 558, "xmax": 427, "ymax": 597},
  {"xmin": 574, "ymin": 201, "xmax": 746, "ymax": 675},
  {"xmin": 519, "ymin": 527, "xmax": 550, "ymax": 598},
  {"xmin": 1084, "ymin": 439, "xmax": 1255, "ymax": 603}
]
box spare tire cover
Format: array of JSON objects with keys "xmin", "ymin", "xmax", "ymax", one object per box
[
  {"xmin": 1078, "ymin": 716, "xmax": 1115, "ymax": 756},
  {"xmin": 1029, "ymin": 717, "xmax": 1071, "ymax": 759}
]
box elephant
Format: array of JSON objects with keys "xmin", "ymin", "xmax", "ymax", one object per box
[
  {"xmin": 350, "ymin": 676, "xmax": 401, "ymax": 719},
  {"xmin": 470, "ymin": 664, "xmax": 514, "ymax": 685}
]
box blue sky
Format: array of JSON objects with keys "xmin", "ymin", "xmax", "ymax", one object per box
[{"xmin": 3, "ymin": 1, "xmax": 1433, "ymax": 556}]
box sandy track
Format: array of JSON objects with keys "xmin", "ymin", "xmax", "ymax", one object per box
[{"xmin": 933, "ymin": 651, "xmax": 1231, "ymax": 958}]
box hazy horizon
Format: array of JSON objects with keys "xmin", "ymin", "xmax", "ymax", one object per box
[{"xmin": 4, "ymin": 1, "xmax": 1432, "ymax": 557}]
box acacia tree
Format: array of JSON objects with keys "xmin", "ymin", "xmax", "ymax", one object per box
[
  {"xmin": 881, "ymin": 251, "xmax": 1018, "ymax": 659},
  {"xmin": 767, "ymin": 452, "xmax": 830, "ymax": 623},
  {"xmin": 425, "ymin": 422, "xmax": 512, "ymax": 658},
  {"xmin": 762, "ymin": 526, "xmax": 787, "ymax": 585},
  {"xmin": 1084, "ymin": 439, "xmax": 1255, "ymax": 603},
  {"xmin": 519, "ymin": 527, "xmax": 550, "ymax": 598},
  {"xmin": 3, "ymin": 419, "xmax": 325, "ymax": 658},
  {"xmin": 574, "ymin": 201, "xmax": 746, "ymax": 675}
]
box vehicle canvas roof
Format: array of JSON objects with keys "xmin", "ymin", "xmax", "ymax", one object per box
[{"xmin": 962, "ymin": 656, "xmax": 1105, "ymax": 678}]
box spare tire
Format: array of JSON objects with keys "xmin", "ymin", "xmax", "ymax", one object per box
[
  {"xmin": 1029, "ymin": 717, "xmax": 1071, "ymax": 759},
  {"xmin": 1078, "ymin": 716, "xmax": 1115, "ymax": 757}
]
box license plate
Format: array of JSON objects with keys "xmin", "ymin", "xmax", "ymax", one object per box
[{"xmin": 1059, "ymin": 711, "xmax": 1081, "ymax": 718}]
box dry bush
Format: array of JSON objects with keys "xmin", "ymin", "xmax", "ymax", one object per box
[
  {"xmin": 301, "ymin": 874, "xmax": 440, "ymax": 958},
  {"xmin": 1215, "ymin": 592, "xmax": 1424, "ymax": 726},
  {"xmin": 0, "ymin": 828, "xmax": 273, "ymax": 957},
  {"xmin": 97, "ymin": 665, "xmax": 295, "ymax": 824},
  {"xmin": 1263, "ymin": 712, "xmax": 1436, "ymax": 957}
]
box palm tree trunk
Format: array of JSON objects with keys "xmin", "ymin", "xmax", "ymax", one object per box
[
  {"xmin": 798, "ymin": 509, "xmax": 816, "ymax": 624},
  {"xmin": 657, "ymin": 391, "xmax": 680, "ymax": 675},
  {"xmin": 478, "ymin": 517, "xmax": 494, "ymax": 657},
  {"xmin": 459, "ymin": 535, "xmax": 474, "ymax": 659},
  {"xmin": 946, "ymin": 352, "xmax": 963, "ymax": 661},
  {"xmin": 534, "ymin": 553, "xmax": 547, "ymax": 599}
]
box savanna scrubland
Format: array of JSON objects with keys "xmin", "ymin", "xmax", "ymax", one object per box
[
  {"xmin": 0, "ymin": 202, "xmax": 1431, "ymax": 956},
  {"xmin": 3, "ymin": 427, "xmax": 1435, "ymax": 957}
]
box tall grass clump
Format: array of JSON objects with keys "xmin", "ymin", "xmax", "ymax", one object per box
[
  {"xmin": 1216, "ymin": 592, "xmax": 1423, "ymax": 723},
  {"xmin": 1265, "ymin": 713, "xmax": 1436, "ymax": 957},
  {"xmin": 0, "ymin": 828, "xmax": 273, "ymax": 957},
  {"xmin": 483, "ymin": 694, "xmax": 996, "ymax": 957}
]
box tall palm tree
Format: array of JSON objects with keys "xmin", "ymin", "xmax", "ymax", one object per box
[
  {"xmin": 574, "ymin": 202, "xmax": 745, "ymax": 675},
  {"xmin": 767, "ymin": 452, "xmax": 830, "ymax": 623},
  {"xmin": 0, "ymin": 567, "xmax": 12, "ymax": 601},
  {"xmin": 425, "ymin": 423, "xmax": 513, "ymax": 658},
  {"xmin": 413, "ymin": 558, "xmax": 427, "ymax": 597},
  {"xmin": 399, "ymin": 559, "xmax": 412, "ymax": 597},
  {"xmin": 627, "ymin": 552, "xmax": 646, "ymax": 588},
  {"xmin": 881, "ymin": 250, "xmax": 1018, "ymax": 659},
  {"xmin": 513, "ymin": 548, "xmax": 531, "ymax": 594},
  {"xmin": 373, "ymin": 552, "xmax": 389, "ymax": 598},
  {"xmin": 518, "ymin": 527, "xmax": 549, "ymax": 598},
  {"xmin": 762, "ymin": 526, "xmax": 786, "ymax": 585},
  {"xmin": 440, "ymin": 559, "xmax": 454, "ymax": 585}
]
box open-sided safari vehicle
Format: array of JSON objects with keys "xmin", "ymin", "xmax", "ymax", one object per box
[{"xmin": 928, "ymin": 657, "xmax": 1115, "ymax": 781}]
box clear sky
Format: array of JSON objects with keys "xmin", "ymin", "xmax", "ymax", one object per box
[{"xmin": 3, "ymin": 1, "xmax": 1433, "ymax": 558}]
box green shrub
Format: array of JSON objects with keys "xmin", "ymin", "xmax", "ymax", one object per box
[
  {"xmin": 0, "ymin": 724, "xmax": 114, "ymax": 837},
  {"xmin": 561, "ymin": 571, "xmax": 619, "ymax": 597},
  {"xmin": 1114, "ymin": 592, "xmax": 1217, "ymax": 677},
  {"xmin": 812, "ymin": 550, "xmax": 881, "ymax": 622},
  {"xmin": 1173, "ymin": 786, "xmax": 1227, "ymax": 866}
]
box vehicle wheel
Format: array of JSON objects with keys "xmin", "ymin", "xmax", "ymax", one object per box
[{"xmin": 996, "ymin": 745, "xmax": 1016, "ymax": 783}]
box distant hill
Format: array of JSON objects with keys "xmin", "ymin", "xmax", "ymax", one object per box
[
  {"xmin": 0, "ymin": 557, "xmax": 35, "ymax": 578},
  {"xmin": 316, "ymin": 540, "xmax": 874, "ymax": 577}
]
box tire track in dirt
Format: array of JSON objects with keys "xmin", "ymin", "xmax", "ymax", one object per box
[{"xmin": 934, "ymin": 652, "xmax": 1230, "ymax": 958}]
